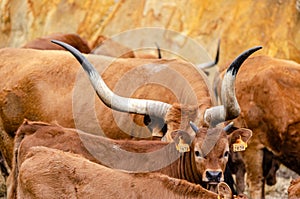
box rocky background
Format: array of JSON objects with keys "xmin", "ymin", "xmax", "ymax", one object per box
[
  {"xmin": 1, "ymin": 0, "xmax": 300, "ymax": 198},
  {"xmin": 1, "ymin": 0, "xmax": 300, "ymax": 67}
]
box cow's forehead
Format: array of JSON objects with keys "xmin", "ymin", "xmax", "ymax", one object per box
[{"xmin": 193, "ymin": 128, "xmax": 229, "ymax": 156}]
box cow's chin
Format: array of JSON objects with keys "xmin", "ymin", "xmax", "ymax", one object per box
[{"xmin": 204, "ymin": 182, "xmax": 219, "ymax": 193}]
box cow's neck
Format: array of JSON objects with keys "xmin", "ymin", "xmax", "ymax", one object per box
[
  {"xmin": 179, "ymin": 151, "xmax": 203, "ymax": 184},
  {"xmin": 158, "ymin": 149, "xmax": 203, "ymax": 185}
]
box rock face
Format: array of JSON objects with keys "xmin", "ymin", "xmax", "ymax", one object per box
[
  {"xmin": 1, "ymin": 0, "xmax": 299, "ymax": 66},
  {"xmin": 0, "ymin": 0, "xmax": 115, "ymax": 48}
]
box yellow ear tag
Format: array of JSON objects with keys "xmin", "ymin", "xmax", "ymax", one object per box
[
  {"xmin": 176, "ymin": 136, "xmax": 190, "ymax": 153},
  {"xmin": 233, "ymin": 135, "xmax": 247, "ymax": 152}
]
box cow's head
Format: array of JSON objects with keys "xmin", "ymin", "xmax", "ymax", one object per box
[
  {"xmin": 171, "ymin": 122, "xmax": 252, "ymax": 192},
  {"xmin": 52, "ymin": 40, "xmax": 261, "ymax": 140}
]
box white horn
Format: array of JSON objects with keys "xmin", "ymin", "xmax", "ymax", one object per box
[
  {"xmin": 52, "ymin": 40, "xmax": 171, "ymax": 119},
  {"xmin": 204, "ymin": 46, "xmax": 262, "ymax": 127}
]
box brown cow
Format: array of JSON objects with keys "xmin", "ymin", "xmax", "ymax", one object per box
[
  {"xmin": 217, "ymin": 55, "xmax": 300, "ymax": 198},
  {"xmin": 22, "ymin": 33, "xmax": 91, "ymax": 53},
  {"xmin": 288, "ymin": 177, "xmax": 300, "ymax": 199},
  {"xmin": 14, "ymin": 146, "xmax": 235, "ymax": 199},
  {"xmin": 0, "ymin": 40, "xmax": 260, "ymax": 173},
  {"xmin": 7, "ymin": 120, "xmax": 252, "ymax": 198}
]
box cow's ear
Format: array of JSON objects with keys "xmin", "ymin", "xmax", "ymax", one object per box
[
  {"xmin": 171, "ymin": 130, "xmax": 192, "ymax": 144},
  {"xmin": 229, "ymin": 128, "xmax": 252, "ymax": 151},
  {"xmin": 217, "ymin": 182, "xmax": 232, "ymax": 199},
  {"xmin": 171, "ymin": 130, "xmax": 192, "ymax": 153}
]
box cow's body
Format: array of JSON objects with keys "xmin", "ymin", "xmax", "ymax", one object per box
[
  {"xmin": 7, "ymin": 120, "xmax": 251, "ymax": 197},
  {"xmin": 221, "ymin": 55, "xmax": 300, "ymax": 198},
  {"xmin": 14, "ymin": 146, "xmax": 234, "ymax": 199}
]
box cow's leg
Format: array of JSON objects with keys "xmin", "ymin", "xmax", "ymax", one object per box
[
  {"xmin": 0, "ymin": 117, "xmax": 13, "ymax": 173},
  {"xmin": 0, "ymin": 118, "xmax": 13, "ymax": 198},
  {"xmin": 235, "ymin": 163, "xmax": 246, "ymax": 194},
  {"xmin": 242, "ymin": 141, "xmax": 264, "ymax": 199}
]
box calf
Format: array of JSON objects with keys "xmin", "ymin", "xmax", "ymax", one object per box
[
  {"xmin": 7, "ymin": 120, "xmax": 251, "ymax": 198},
  {"xmin": 288, "ymin": 177, "xmax": 300, "ymax": 199},
  {"xmin": 15, "ymin": 146, "xmax": 235, "ymax": 199}
]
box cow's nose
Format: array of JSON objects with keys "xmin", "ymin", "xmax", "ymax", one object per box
[{"xmin": 206, "ymin": 171, "xmax": 222, "ymax": 182}]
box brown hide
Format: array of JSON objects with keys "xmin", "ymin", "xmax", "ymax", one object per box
[
  {"xmin": 7, "ymin": 120, "xmax": 250, "ymax": 198},
  {"xmin": 16, "ymin": 147, "xmax": 226, "ymax": 199},
  {"xmin": 0, "ymin": 47, "xmax": 213, "ymax": 169},
  {"xmin": 22, "ymin": 33, "xmax": 91, "ymax": 53},
  {"xmin": 91, "ymin": 35, "xmax": 135, "ymax": 58},
  {"xmin": 220, "ymin": 55, "xmax": 300, "ymax": 198},
  {"xmin": 288, "ymin": 177, "xmax": 300, "ymax": 199}
]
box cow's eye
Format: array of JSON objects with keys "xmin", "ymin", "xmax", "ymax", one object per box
[
  {"xmin": 224, "ymin": 151, "xmax": 229, "ymax": 158},
  {"xmin": 195, "ymin": 151, "xmax": 200, "ymax": 157},
  {"xmin": 195, "ymin": 151, "xmax": 202, "ymax": 158}
]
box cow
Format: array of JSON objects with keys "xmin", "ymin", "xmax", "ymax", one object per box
[
  {"xmin": 288, "ymin": 177, "xmax": 300, "ymax": 199},
  {"xmin": 7, "ymin": 119, "xmax": 252, "ymax": 198},
  {"xmin": 13, "ymin": 146, "xmax": 237, "ymax": 199},
  {"xmin": 0, "ymin": 39, "xmax": 260, "ymax": 171},
  {"xmin": 215, "ymin": 55, "xmax": 300, "ymax": 198},
  {"xmin": 22, "ymin": 33, "xmax": 91, "ymax": 53},
  {"xmin": 225, "ymin": 129, "xmax": 281, "ymax": 195}
]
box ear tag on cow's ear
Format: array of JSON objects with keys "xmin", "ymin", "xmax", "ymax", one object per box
[
  {"xmin": 233, "ymin": 135, "xmax": 247, "ymax": 152},
  {"xmin": 176, "ymin": 136, "xmax": 190, "ymax": 153}
]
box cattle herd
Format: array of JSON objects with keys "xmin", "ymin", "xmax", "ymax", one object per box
[{"xmin": 0, "ymin": 32, "xmax": 299, "ymax": 199}]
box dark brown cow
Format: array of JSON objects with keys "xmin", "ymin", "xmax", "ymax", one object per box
[
  {"xmin": 22, "ymin": 33, "xmax": 91, "ymax": 53},
  {"xmin": 288, "ymin": 177, "xmax": 300, "ymax": 199},
  {"xmin": 7, "ymin": 120, "xmax": 252, "ymax": 198},
  {"xmin": 225, "ymin": 130, "xmax": 281, "ymax": 195},
  {"xmin": 14, "ymin": 146, "xmax": 235, "ymax": 199},
  {"xmin": 217, "ymin": 55, "xmax": 300, "ymax": 198}
]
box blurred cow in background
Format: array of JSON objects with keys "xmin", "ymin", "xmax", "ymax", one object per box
[{"xmin": 216, "ymin": 55, "xmax": 300, "ymax": 198}]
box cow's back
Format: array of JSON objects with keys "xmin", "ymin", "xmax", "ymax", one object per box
[{"xmin": 234, "ymin": 56, "xmax": 300, "ymax": 158}]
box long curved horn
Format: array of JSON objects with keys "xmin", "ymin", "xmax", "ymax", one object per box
[
  {"xmin": 52, "ymin": 40, "xmax": 171, "ymax": 119},
  {"xmin": 204, "ymin": 46, "xmax": 262, "ymax": 127}
]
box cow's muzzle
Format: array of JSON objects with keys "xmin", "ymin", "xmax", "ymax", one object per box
[{"xmin": 206, "ymin": 170, "xmax": 222, "ymax": 182}]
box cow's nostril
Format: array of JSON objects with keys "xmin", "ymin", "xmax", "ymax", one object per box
[{"xmin": 206, "ymin": 171, "xmax": 222, "ymax": 182}]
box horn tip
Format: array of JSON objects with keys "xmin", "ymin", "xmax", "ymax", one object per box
[
  {"xmin": 189, "ymin": 121, "xmax": 199, "ymax": 133},
  {"xmin": 227, "ymin": 45, "xmax": 263, "ymax": 76}
]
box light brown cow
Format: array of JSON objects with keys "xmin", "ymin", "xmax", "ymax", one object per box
[
  {"xmin": 14, "ymin": 146, "xmax": 236, "ymax": 199},
  {"xmin": 288, "ymin": 177, "xmax": 300, "ymax": 199},
  {"xmin": 0, "ymin": 40, "xmax": 260, "ymax": 173},
  {"xmin": 22, "ymin": 33, "xmax": 91, "ymax": 53},
  {"xmin": 7, "ymin": 120, "xmax": 252, "ymax": 198},
  {"xmin": 217, "ymin": 55, "xmax": 300, "ymax": 198}
]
